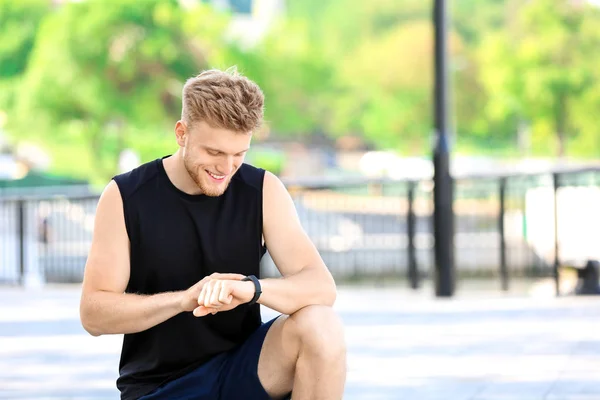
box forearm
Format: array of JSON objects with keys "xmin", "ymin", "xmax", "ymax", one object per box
[
  {"xmin": 80, "ymin": 290, "xmax": 183, "ymax": 336},
  {"xmin": 258, "ymin": 266, "xmax": 337, "ymax": 315}
]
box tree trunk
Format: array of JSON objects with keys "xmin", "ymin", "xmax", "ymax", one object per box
[
  {"xmin": 89, "ymin": 123, "xmax": 108, "ymax": 179},
  {"xmin": 557, "ymin": 131, "xmax": 566, "ymax": 159},
  {"xmin": 556, "ymin": 95, "xmax": 567, "ymax": 159}
]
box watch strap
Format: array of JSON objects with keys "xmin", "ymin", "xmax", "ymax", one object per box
[{"xmin": 241, "ymin": 275, "xmax": 262, "ymax": 306}]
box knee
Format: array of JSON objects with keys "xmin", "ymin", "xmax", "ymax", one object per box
[{"xmin": 287, "ymin": 305, "xmax": 346, "ymax": 358}]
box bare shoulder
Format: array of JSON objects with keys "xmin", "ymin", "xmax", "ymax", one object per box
[
  {"xmin": 92, "ymin": 180, "xmax": 126, "ymax": 237},
  {"xmin": 262, "ymin": 171, "xmax": 297, "ymax": 218},
  {"xmin": 100, "ymin": 179, "xmax": 123, "ymax": 206},
  {"xmin": 81, "ymin": 179, "xmax": 130, "ymax": 294},
  {"xmin": 263, "ymin": 170, "xmax": 288, "ymax": 196}
]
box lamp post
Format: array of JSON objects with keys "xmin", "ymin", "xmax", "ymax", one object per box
[{"xmin": 433, "ymin": 0, "xmax": 455, "ymax": 297}]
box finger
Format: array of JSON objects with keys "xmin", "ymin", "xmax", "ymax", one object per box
[
  {"xmin": 198, "ymin": 282, "xmax": 208, "ymax": 306},
  {"xmin": 210, "ymin": 281, "xmax": 223, "ymax": 307},
  {"xmin": 212, "ymin": 273, "xmax": 245, "ymax": 281},
  {"xmin": 203, "ymin": 280, "xmax": 214, "ymax": 307},
  {"xmin": 197, "ymin": 275, "xmax": 211, "ymax": 287},
  {"xmin": 194, "ymin": 305, "xmax": 220, "ymax": 317},
  {"xmin": 218, "ymin": 282, "xmax": 233, "ymax": 304},
  {"xmin": 200, "ymin": 280, "xmax": 211, "ymax": 306},
  {"xmin": 193, "ymin": 306, "xmax": 211, "ymax": 317}
]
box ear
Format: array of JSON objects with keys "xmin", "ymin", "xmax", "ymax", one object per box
[{"xmin": 175, "ymin": 121, "xmax": 187, "ymax": 147}]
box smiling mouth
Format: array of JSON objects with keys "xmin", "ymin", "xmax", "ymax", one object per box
[{"xmin": 206, "ymin": 170, "xmax": 226, "ymax": 182}]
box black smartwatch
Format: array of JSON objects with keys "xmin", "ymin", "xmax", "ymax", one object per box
[{"xmin": 242, "ymin": 275, "xmax": 262, "ymax": 306}]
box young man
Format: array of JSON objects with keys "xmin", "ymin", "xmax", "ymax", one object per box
[{"xmin": 79, "ymin": 69, "xmax": 346, "ymax": 400}]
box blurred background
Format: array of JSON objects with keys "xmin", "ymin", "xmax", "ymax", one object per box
[
  {"xmin": 1, "ymin": 0, "xmax": 600, "ymax": 398},
  {"xmin": 1, "ymin": 0, "xmax": 600, "ymax": 289}
]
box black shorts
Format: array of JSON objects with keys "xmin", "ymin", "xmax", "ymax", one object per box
[{"xmin": 140, "ymin": 317, "xmax": 290, "ymax": 400}]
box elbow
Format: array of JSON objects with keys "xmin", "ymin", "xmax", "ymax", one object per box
[
  {"xmin": 85, "ymin": 326, "xmax": 102, "ymax": 337},
  {"xmin": 80, "ymin": 311, "xmax": 102, "ymax": 337},
  {"xmin": 79, "ymin": 300, "xmax": 103, "ymax": 337},
  {"xmin": 80, "ymin": 316, "xmax": 102, "ymax": 337},
  {"xmin": 319, "ymin": 275, "xmax": 337, "ymax": 307},
  {"xmin": 84, "ymin": 323, "xmax": 103, "ymax": 337},
  {"xmin": 323, "ymin": 283, "xmax": 337, "ymax": 307}
]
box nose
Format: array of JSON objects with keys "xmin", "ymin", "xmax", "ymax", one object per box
[{"xmin": 215, "ymin": 155, "xmax": 234, "ymax": 175}]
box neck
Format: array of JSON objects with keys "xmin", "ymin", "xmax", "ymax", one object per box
[{"xmin": 162, "ymin": 150, "xmax": 204, "ymax": 195}]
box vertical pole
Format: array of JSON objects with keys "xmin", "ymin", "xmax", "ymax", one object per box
[
  {"xmin": 18, "ymin": 200, "xmax": 25, "ymax": 285},
  {"xmin": 433, "ymin": 0, "xmax": 455, "ymax": 297},
  {"xmin": 553, "ymin": 173, "xmax": 560, "ymax": 296},
  {"xmin": 499, "ymin": 178, "xmax": 509, "ymax": 291},
  {"xmin": 407, "ymin": 181, "xmax": 419, "ymax": 289}
]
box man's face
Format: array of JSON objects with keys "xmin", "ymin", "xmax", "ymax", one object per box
[{"xmin": 178, "ymin": 120, "xmax": 251, "ymax": 197}]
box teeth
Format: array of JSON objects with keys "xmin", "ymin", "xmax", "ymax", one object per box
[{"xmin": 207, "ymin": 171, "xmax": 225, "ymax": 179}]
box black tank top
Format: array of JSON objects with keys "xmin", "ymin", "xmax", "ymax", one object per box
[{"xmin": 112, "ymin": 156, "xmax": 266, "ymax": 400}]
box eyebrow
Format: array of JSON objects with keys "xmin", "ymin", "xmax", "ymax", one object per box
[{"xmin": 204, "ymin": 146, "xmax": 249, "ymax": 155}]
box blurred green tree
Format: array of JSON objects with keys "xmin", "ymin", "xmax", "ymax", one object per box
[
  {"xmin": 0, "ymin": 0, "xmax": 51, "ymax": 114},
  {"xmin": 11, "ymin": 0, "xmax": 232, "ymax": 182},
  {"xmin": 4, "ymin": 0, "xmax": 599, "ymax": 184},
  {"xmin": 275, "ymin": 0, "xmax": 437, "ymax": 153},
  {"xmin": 451, "ymin": 0, "xmax": 517, "ymax": 156},
  {"xmin": 228, "ymin": 17, "xmax": 335, "ymax": 140},
  {"xmin": 478, "ymin": 0, "xmax": 600, "ymax": 157},
  {"xmin": 265, "ymin": 0, "xmax": 475, "ymax": 155}
]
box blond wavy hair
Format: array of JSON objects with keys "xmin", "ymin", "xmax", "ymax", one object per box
[{"xmin": 181, "ymin": 67, "xmax": 264, "ymax": 133}]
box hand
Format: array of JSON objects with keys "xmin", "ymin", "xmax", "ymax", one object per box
[
  {"xmin": 180, "ymin": 273, "xmax": 246, "ymax": 314},
  {"xmin": 193, "ymin": 275, "xmax": 255, "ymax": 317}
]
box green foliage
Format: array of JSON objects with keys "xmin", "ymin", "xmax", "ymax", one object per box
[
  {"xmin": 0, "ymin": 0, "xmax": 50, "ymax": 79},
  {"xmin": 239, "ymin": 17, "xmax": 335, "ymax": 137},
  {"xmin": 246, "ymin": 148, "xmax": 286, "ymax": 176},
  {"xmin": 10, "ymin": 0, "xmax": 231, "ymax": 182},
  {"xmin": 477, "ymin": 0, "xmax": 600, "ymax": 157},
  {"xmin": 1, "ymin": 0, "xmax": 600, "ymax": 184},
  {"xmin": 0, "ymin": 0, "xmax": 51, "ymax": 112}
]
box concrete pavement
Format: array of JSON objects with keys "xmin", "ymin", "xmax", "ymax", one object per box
[{"xmin": 0, "ymin": 280, "xmax": 599, "ymax": 399}]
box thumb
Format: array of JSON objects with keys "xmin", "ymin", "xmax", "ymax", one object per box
[{"xmin": 193, "ymin": 306, "xmax": 212, "ymax": 317}]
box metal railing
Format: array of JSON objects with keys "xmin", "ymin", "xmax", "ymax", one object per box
[
  {"xmin": 1, "ymin": 167, "xmax": 599, "ymax": 292},
  {"xmin": 0, "ymin": 193, "xmax": 98, "ymax": 285}
]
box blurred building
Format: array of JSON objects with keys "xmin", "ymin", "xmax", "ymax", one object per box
[
  {"xmin": 203, "ymin": 0, "xmax": 285, "ymax": 48},
  {"xmin": 51, "ymin": 0, "xmax": 285, "ymax": 49}
]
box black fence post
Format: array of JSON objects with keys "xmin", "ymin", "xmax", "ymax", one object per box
[
  {"xmin": 433, "ymin": 0, "xmax": 455, "ymax": 297},
  {"xmin": 499, "ymin": 178, "xmax": 508, "ymax": 291},
  {"xmin": 407, "ymin": 181, "xmax": 419, "ymax": 289},
  {"xmin": 553, "ymin": 173, "xmax": 560, "ymax": 296},
  {"xmin": 17, "ymin": 200, "xmax": 25, "ymax": 285}
]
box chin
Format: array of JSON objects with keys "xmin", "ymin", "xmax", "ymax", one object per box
[
  {"xmin": 203, "ymin": 188, "xmax": 226, "ymax": 197},
  {"xmin": 200, "ymin": 179, "xmax": 231, "ymax": 197}
]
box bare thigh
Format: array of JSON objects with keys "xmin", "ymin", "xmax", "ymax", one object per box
[{"xmin": 256, "ymin": 315, "xmax": 299, "ymax": 399}]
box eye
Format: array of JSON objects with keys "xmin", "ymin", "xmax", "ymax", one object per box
[{"xmin": 208, "ymin": 150, "xmax": 221, "ymax": 156}]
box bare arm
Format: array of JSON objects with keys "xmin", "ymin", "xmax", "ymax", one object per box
[
  {"xmin": 257, "ymin": 172, "xmax": 337, "ymax": 315},
  {"xmin": 80, "ymin": 181, "xmax": 192, "ymax": 336}
]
